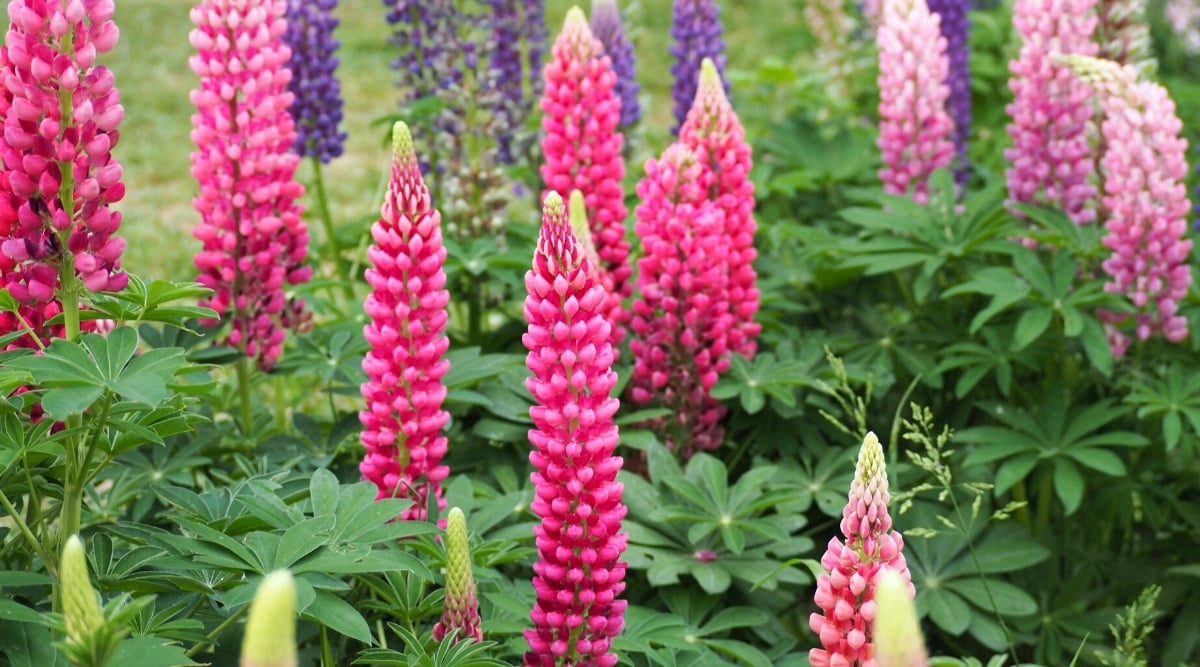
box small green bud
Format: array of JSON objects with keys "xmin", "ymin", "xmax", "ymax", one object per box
[
  {"xmin": 873, "ymin": 568, "xmax": 928, "ymax": 667},
  {"xmin": 61, "ymin": 535, "xmax": 104, "ymax": 648},
  {"xmin": 567, "ymin": 190, "xmax": 602, "ymax": 269},
  {"xmin": 433, "ymin": 508, "xmax": 483, "ymax": 642},
  {"xmin": 240, "ymin": 570, "xmax": 298, "ymax": 667}
]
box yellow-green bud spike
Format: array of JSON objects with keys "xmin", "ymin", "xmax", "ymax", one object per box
[
  {"xmin": 699, "ymin": 58, "xmax": 722, "ymax": 93},
  {"xmin": 240, "ymin": 570, "xmax": 298, "ymax": 667},
  {"xmin": 855, "ymin": 431, "xmax": 885, "ymax": 485},
  {"xmin": 873, "ymin": 568, "xmax": 928, "ymax": 667},
  {"xmin": 392, "ymin": 121, "xmax": 415, "ymax": 163},
  {"xmin": 564, "ymin": 6, "xmax": 589, "ymax": 32},
  {"xmin": 543, "ymin": 191, "xmax": 565, "ymax": 219},
  {"xmin": 434, "ymin": 508, "xmax": 483, "ymax": 642},
  {"xmin": 567, "ymin": 190, "xmax": 602, "ymax": 268},
  {"xmin": 61, "ymin": 535, "xmax": 104, "ymax": 647}
]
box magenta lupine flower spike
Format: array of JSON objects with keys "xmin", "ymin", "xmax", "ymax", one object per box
[
  {"xmin": 523, "ymin": 192, "xmax": 627, "ymax": 666},
  {"xmin": 189, "ymin": 0, "xmax": 312, "ymax": 370},
  {"xmin": 1004, "ymin": 0, "xmax": 1098, "ymax": 225},
  {"xmin": 1061, "ymin": 56, "xmax": 1193, "ymax": 357},
  {"xmin": 630, "ymin": 143, "xmax": 732, "ymax": 456},
  {"xmin": 0, "ymin": 0, "xmax": 127, "ymax": 347},
  {"xmin": 876, "ymin": 0, "xmax": 955, "ymax": 204},
  {"xmin": 678, "ymin": 58, "xmax": 759, "ymax": 359},
  {"xmin": 810, "ymin": 432, "xmax": 913, "ymax": 667},
  {"xmin": 359, "ymin": 122, "xmax": 451, "ymax": 520},
  {"xmin": 540, "ymin": 7, "xmax": 630, "ymax": 341},
  {"xmin": 433, "ymin": 507, "xmax": 483, "ymax": 643}
]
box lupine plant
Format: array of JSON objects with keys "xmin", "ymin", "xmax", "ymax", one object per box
[{"xmin": 6, "ymin": 0, "xmax": 1200, "ymax": 666}]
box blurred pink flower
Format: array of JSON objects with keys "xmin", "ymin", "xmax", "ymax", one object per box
[
  {"xmin": 876, "ymin": 0, "xmax": 955, "ymax": 204},
  {"xmin": 630, "ymin": 142, "xmax": 732, "ymax": 456},
  {"xmin": 189, "ymin": 0, "xmax": 311, "ymax": 369},
  {"xmin": 811, "ymin": 432, "xmax": 913, "ymax": 667},
  {"xmin": 540, "ymin": 7, "xmax": 629, "ymax": 342},
  {"xmin": 1004, "ymin": 0, "xmax": 1098, "ymax": 224},
  {"xmin": 678, "ymin": 58, "xmax": 760, "ymax": 358},
  {"xmin": 359, "ymin": 122, "xmax": 451, "ymax": 521},
  {"xmin": 523, "ymin": 192, "xmax": 627, "ymax": 667}
]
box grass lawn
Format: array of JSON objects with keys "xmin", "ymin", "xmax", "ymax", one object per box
[{"xmin": 6, "ymin": 1, "xmax": 802, "ymax": 280}]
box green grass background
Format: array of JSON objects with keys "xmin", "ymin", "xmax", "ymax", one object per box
[{"xmin": 15, "ymin": 1, "xmax": 802, "ymax": 281}]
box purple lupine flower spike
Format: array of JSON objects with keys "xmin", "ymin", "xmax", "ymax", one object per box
[
  {"xmin": 669, "ymin": 0, "xmax": 729, "ymax": 134},
  {"xmin": 489, "ymin": 0, "xmax": 524, "ymax": 162},
  {"xmin": 284, "ymin": 0, "xmax": 346, "ymax": 163},
  {"xmin": 926, "ymin": 0, "xmax": 971, "ymax": 185},
  {"xmin": 523, "ymin": 0, "xmax": 547, "ymax": 100},
  {"xmin": 592, "ymin": 0, "xmax": 641, "ymax": 129}
]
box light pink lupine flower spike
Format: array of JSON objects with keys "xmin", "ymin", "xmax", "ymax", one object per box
[
  {"xmin": 540, "ymin": 7, "xmax": 629, "ymax": 343},
  {"xmin": 523, "ymin": 192, "xmax": 627, "ymax": 667},
  {"xmin": 679, "ymin": 58, "xmax": 760, "ymax": 359},
  {"xmin": 810, "ymin": 432, "xmax": 913, "ymax": 667},
  {"xmin": 359, "ymin": 122, "xmax": 451, "ymax": 521},
  {"xmin": 630, "ymin": 142, "xmax": 733, "ymax": 456},
  {"xmin": 0, "ymin": 0, "xmax": 128, "ymax": 347},
  {"xmin": 1004, "ymin": 0, "xmax": 1098, "ymax": 224},
  {"xmin": 189, "ymin": 0, "xmax": 312, "ymax": 370},
  {"xmin": 1061, "ymin": 55, "xmax": 1193, "ymax": 357},
  {"xmin": 876, "ymin": 0, "xmax": 956, "ymax": 205}
]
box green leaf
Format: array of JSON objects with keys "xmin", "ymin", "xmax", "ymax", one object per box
[
  {"xmin": 740, "ymin": 386, "xmax": 765, "ymax": 414},
  {"xmin": 0, "ymin": 621, "xmax": 67, "ymax": 667},
  {"xmin": 309, "ymin": 468, "xmax": 340, "ymax": 517},
  {"xmin": 1053, "ymin": 459, "xmax": 1084, "ymax": 515},
  {"xmin": 1011, "ymin": 307, "xmax": 1053, "ymax": 351},
  {"xmin": 921, "ymin": 587, "xmax": 971, "ymax": 635},
  {"xmin": 304, "ymin": 589, "xmax": 374, "ymax": 644},
  {"xmin": 1079, "ymin": 318, "xmax": 1113, "ymax": 377},
  {"xmin": 0, "ymin": 599, "xmax": 46, "ymax": 625},
  {"xmin": 700, "ymin": 607, "xmax": 771, "ymax": 635},
  {"xmin": 275, "ymin": 515, "xmax": 337, "ymax": 568},
  {"xmin": 1062, "ymin": 448, "xmax": 1126, "ymax": 476},
  {"xmin": 946, "ymin": 578, "xmax": 1038, "ymax": 617},
  {"xmin": 109, "ymin": 636, "xmax": 198, "ymax": 667},
  {"xmin": 993, "ymin": 453, "xmax": 1038, "ymax": 495},
  {"xmin": 689, "ymin": 563, "xmax": 731, "ymax": 594}
]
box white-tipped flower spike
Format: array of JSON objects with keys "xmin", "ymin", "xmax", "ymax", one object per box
[
  {"xmin": 241, "ymin": 570, "xmax": 298, "ymax": 667},
  {"xmin": 61, "ymin": 535, "xmax": 104, "ymax": 648},
  {"xmin": 873, "ymin": 567, "xmax": 930, "ymax": 667}
]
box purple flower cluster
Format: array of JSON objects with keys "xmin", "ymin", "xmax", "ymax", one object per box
[
  {"xmin": 592, "ymin": 0, "xmax": 640, "ymax": 129},
  {"xmin": 284, "ymin": 0, "xmax": 346, "ymax": 163},
  {"xmin": 669, "ymin": 0, "xmax": 729, "ymax": 134},
  {"xmin": 926, "ymin": 0, "xmax": 971, "ymax": 185},
  {"xmin": 384, "ymin": 0, "xmax": 464, "ymax": 100}
]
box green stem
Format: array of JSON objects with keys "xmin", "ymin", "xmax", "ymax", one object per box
[
  {"xmin": 274, "ymin": 376, "xmax": 288, "ymax": 433},
  {"xmin": 1011, "ymin": 479, "xmax": 1033, "ymax": 528},
  {"xmin": 185, "ymin": 603, "xmax": 250, "ymax": 658},
  {"xmin": 467, "ymin": 278, "xmax": 482, "ymax": 346},
  {"xmin": 1035, "ymin": 469, "xmax": 1053, "ymax": 532},
  {"xmin": 236, "ymin": 356, "xmax": 254, "ymax": 437},
  {"xmin": 320, "ymin": 625, "xmax": 335, "ymax": 667},
  {"xmin": 948, "ymin": 493, "xmax": 1022, "ymax": 666},
  {"xmin": 311, "ymin": 156, "xmax": 355, "ymax": 306},
  {"xmin": 0, "ymin": 490, "xmax": 56, "ymax": 577}
]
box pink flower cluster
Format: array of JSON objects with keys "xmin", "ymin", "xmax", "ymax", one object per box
[
  {"xmin": 630, "ymin": 143, "xmax": 731, "ymax": 456},
  {"xmin": 811, "ymin": 432, "xmax": 913, "ymax": 667},
  {"xmin": 0, "ymin": 0, "xmax": 127, "ymax": 347},
  {"xmin": 1004, "ymin": 0, "xmax": 1098, "ymax": 224},
  {"xmin": 359, "ymin": 122, "xmax": 451, "ymax": 521},
  {"xmin": 540, "ymin": 7, "xmax": 629, "ymax": 341},
  {"xmin": 1070, "ymin": 60, "xmax": 1194, "ymax": 356},
  {"xmin": 189, "ymin": 0, "xmax": 311, "ymax": 370},
  {"xmin": 523, "ymin": 192, "xmax": 627, "ymax": 666},
  {"xmin": 875, "ymin": 0, "xmax": 955, "ymax": 204}
]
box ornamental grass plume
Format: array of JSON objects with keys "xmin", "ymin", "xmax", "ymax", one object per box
[
  {"xmin": 0, "ymin": 0, "xmax": 127, "ymax": 347},
  {"xmin": 1061, "ymin": 55, "xmax": 1193, "ymax": 357},
  {"xmin": 810, "ymin": 432, "xmax": 913, "ymax": 667},
  {"xmin": 240, "ymin": 571, "xmax": 298, "ymax": 667},
  {"xmin": 540, "ymin": 7, "xmax": 630, "ymax": 337},
  {"xmin": 359, "ymin": 122, "xmax": 451, "ymax": 520},
  {"xmin": 591, "ymin": 0, "xmax": 641, "ymax": 129},
  {"xmin": 189, "ymin": 0, "xmax": 312, "ymax": 370},
  {"xmin": 925, "ymin": 0, "xmax": 971, "ymax": 185},
  {"xmin": 630, "ymin": 143, "xmax": 731, "ymax": 456},
  {"xmin": 872, "ymin": 568, "xmax": 929, "ymax": 667},
  {"xmin": 282, "ymin": 0, "xmax": 346, "ymax": 163},
  {"xmin": 876, "ymin": 0, "xmax": 956, "ymax": 204},
  {"xmin": 678, "ymin": 59, "xmax": 759, "ymax": 359},
  {"xmin": 522, "ymin": 192, "xmax": 627, "ymax": 666},
  {"xmin": 433, "ymin": 507, "xmax": 483, "ymax": 643},
  {"xmin": 1004, "ymin": 0, "xmax": 1098, "ymax": 225},
  {"xmin": 669, "ymin": 0, "xmax": 729, "ymax": 134}
]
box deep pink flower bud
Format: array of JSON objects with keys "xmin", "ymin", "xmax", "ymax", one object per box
[
  {"xmin": 523, "ymin": 192, "xmax": 627, "ymax": 667},
  {"xmin": 540, "ymin": 8, "xmax": 629, "ymax": 344},
  {"xmin": 359, "ymin": 122, "xmax": 451, "ymax": 521},
  {"xmin": 810, "ymin": 433, "xmax": 913, "ymax": 667},
  {"xmin": 0, "ymin": 0, "xmax": 127, "ymax": 347},
  {"xmin": 876, "ymin": 0, "xmax": 955, "ymax": 204},
  {"xmin": 678, "ymin": 58, "xmax": 759, "ymax": 359},
  {"xmin": 630, "ymin": 142, "xmax": 732, "ymax": 456},
  {"xmin": 189, "ymin": 0, "xmax": 310, "ymax": 370},
  {"xmin": 1004, "ymin": 0, "xmax": 1098, "ymax": 224}
]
